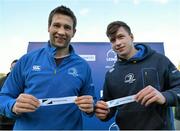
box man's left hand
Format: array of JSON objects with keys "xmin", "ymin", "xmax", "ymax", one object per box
[
  {"xmin": 75, "ymin": 95, "xmax": 94, "ymax": 113},
  {"xmin": 135, "ymin": 85, "xmax": 166, "ymax": 106}
]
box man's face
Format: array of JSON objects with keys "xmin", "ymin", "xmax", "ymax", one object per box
[
  {"xmin": 109, "ymin": 27, "xmax": 134, "ymax": 59},
  {"xmin": 48, "ymin": 14, "xmax": 76, "ymax": 49}
]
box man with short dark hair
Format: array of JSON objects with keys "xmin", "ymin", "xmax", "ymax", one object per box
[
  {"xmin": 95, "ymin": 21, "xmax": 180, "ymax": 130},
  {"xmin": 0, "ymin": 6, "xmax": 95, "ymax": 130}
]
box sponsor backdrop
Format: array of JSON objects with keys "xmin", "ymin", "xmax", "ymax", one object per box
[{"xmin": 28, "ymin": 42, "xmax": 164, "ymax": 130}]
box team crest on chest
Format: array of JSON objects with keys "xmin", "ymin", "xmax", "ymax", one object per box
[
  {"xmin": 124, "ymin": 73, "xmax": 136, "ymax": 84},
  {"xmin": 68, "ymin": 67, "xmax": 79, "ymax": 77}
]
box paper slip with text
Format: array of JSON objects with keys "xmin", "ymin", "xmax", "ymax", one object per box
[
  {"xmin": 106, "ymin": 95, "xmax": 136, "ymax": 108},
  {"xmin": 39, "ymin": 96, "xmax": 77, "ymax": 106}
]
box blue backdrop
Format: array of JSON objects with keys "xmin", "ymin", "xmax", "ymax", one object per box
[{"xmin": 27, "ymin": 42, "xmax": 164, "ymax": 130}]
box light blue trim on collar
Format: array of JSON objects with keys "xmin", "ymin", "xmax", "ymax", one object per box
[{"xmin": 132, "ymin": 44, "xmax": 145, "ymax": 59}]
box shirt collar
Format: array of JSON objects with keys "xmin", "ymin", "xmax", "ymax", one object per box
[{"xmin": 47, "ymin": 41, "xmax": 74, "ymax": 57}]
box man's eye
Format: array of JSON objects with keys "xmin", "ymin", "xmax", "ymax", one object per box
[
  {"xmin": 64, "ymin": 25, "xmax": 71, "ymax": 30},
  {"xmin": 53, "ymin": 24, "xmax": 60, "ymax": 28},
  {"xmin": 117, "ymin": 35, "xmax": 124, "ymax": 39},
  {"xmin": 110, "ymin": 38, "xmax": 115, "ymax": 43}
]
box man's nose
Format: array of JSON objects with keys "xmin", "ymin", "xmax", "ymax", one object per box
[
  {"xmin": 57, "ymin": 27, "xmax": 65, "ymax": 35},
  {"xmin": 114, "ymin": 39, "xmax": 121, "ymax": 46}
]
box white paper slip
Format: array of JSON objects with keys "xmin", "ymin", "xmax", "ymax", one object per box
[
  {"xmin": 106, "ymin": 95, "xmax": 136, "ymax": 108},
  {"xmin": 39, "ymin": 96, "xmax": 77, "ymax": 106}
]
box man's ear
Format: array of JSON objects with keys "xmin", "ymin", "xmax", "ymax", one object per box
[
  {"xmin": 130, "ymin": 33, "xmax": 134, "ymax": 41},
  {"xmin": 48, "ymin": 27, "xmax": 50, "ymax": 33},
  {"xmin": 72, "ymin": 29, "xmax": 76, "ymax": 37}
]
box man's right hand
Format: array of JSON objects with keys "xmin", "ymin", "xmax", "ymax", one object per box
[
  {"xmin": 95, "ymin": 100, "xmax": 110, "ymax": 120},
  {"xmin": 12, "ymin": 93, "xmax": 40, "ymax": 115}
]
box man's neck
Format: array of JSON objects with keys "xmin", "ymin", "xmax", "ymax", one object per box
[
  {"xmin": 128, "ymin": 47, "xmax": 138, "ymax": 59},
  {"xmin": 55, "ymin": 47, "xmax": 70, "ymax": 59}
]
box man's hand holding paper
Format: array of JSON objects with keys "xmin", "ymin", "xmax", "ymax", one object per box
[{"xmin": 75, "ymin": 95, "xmax": 94, "ymax": 114}]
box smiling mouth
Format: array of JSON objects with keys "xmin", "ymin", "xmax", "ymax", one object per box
[
  {"xmin": 116, "ymin": 46, "xmax": 125, "ymax": 52},
  {"xmin": 55, "ymin": 37, "xmax": 66, "ymax": 42}
]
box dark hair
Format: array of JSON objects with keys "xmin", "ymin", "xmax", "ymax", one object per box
[
  {"xmin": 106, "ymin": 21, "xmax": 132, "ymax": 38},
  {"xmin": 48, "ymin": 5, "xmax": 77, "ymax": 30},
  {"xmin": 11, "ymin": 59, "xmax": 18, "ymax": 64}
]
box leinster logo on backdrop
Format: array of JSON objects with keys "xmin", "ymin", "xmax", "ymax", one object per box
[{"xmin": 105, "ymin": 49, "xmax": 117, "ymax": 69}]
